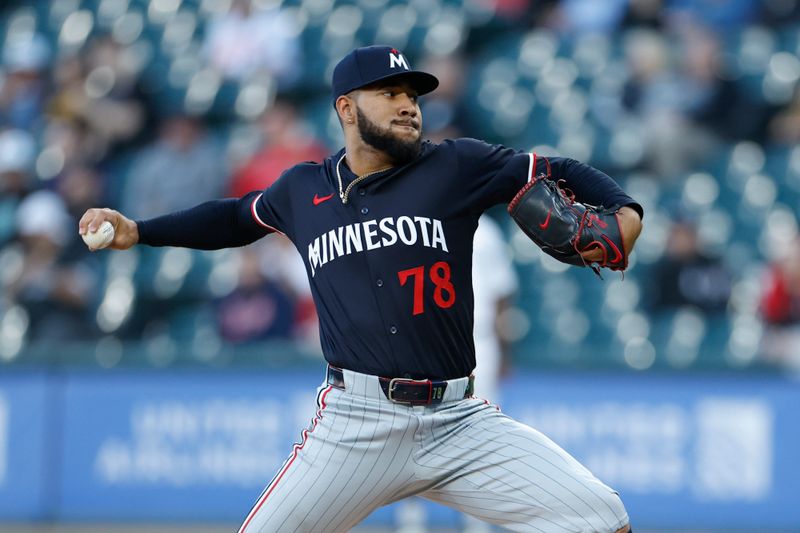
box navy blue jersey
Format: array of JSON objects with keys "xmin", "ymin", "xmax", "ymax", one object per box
[
  {"xmin": 139, "ymin": 138, "xmax": 640, "ymax": 379},
  {"xmin": 244, "ymin": 138, "xmax": 639, "ymax": 379}
]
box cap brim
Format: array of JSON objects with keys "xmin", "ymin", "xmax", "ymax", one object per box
[{"xmin": 357, "ymin": 71, "xmax": 440, "ymax": 96}]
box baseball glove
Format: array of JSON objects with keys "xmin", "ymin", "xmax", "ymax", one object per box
[{"xmin": 507, "ymin": 173, "xmax": 628, "ymax": 275}]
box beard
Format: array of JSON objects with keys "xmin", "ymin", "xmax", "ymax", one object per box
[{"xmin": 356, "ymin": 107, "xmax": 422, "ymax": 165}]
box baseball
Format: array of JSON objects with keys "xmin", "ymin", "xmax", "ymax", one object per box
[{"xmin": 82, "ymin": 220, "xmax": 115, "ymax": 249}]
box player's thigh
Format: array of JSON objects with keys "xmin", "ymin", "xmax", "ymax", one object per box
[
  {"xmin": 422, "ymin": 404, "xmax": 628, "ymax": 533},
  {"xmin": 238, "ymin": 387, "xmax": 416, "ymax": 533}
]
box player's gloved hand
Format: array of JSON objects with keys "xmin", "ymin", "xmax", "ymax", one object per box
[
  {"xmin": 579, "ymin": 206, "xmax": 642, "ymax": 264},
  {"xmin": 508, "ymin": 175, "xmax": 640, "ymax": 275},
  {"xmin": 78, "ymin": 208, "xmax": 139, "ymax": 250}
]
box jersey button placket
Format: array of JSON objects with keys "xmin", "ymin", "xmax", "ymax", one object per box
[
  {"xmin": 389, "ymin": 325, "xmax": 397, "ymax": 334},
  {"xmin": 376, "ymin": 279, "xmax": 383, "ymax": 287},
  {"xmin": 360, "ymin": 206, "xmax": 369, "ymax": 215}
]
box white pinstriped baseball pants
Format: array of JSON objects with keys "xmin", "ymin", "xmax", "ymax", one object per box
[{"xmin": 238, "ymin": 368, "xmax": 629, "ymax": 533}]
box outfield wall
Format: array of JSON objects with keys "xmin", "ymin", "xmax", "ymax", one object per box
[{"xmin": 1, "ymin": 369, "xmax": 797, "ymax": 529}]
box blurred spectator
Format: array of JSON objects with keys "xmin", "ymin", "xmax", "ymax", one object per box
[
  {"xmin": 759, "ymin": 236, "xmax": 800, "ymax": 366},
  {"xmin": 225, "ymin": 99, "xmax": 323, "ymax": 344},
  {"xmin": 202, "ymin": 0, "xmax": 302, "ymax": 87},
  {"xmin": 767, "ymin": 85, "xmax": 800, "ymax": 144},
  {"xmin": 647, "ymin": 219, "xmax": 732, "ymax": 313},
  {"xmin": 490, "ymin": 0, "xmax": 536, "ymax": 21},
  {"xmin": 621, "ymin": 0, "xmax": 665, "ymax": 29},
  {"xmin": 0, "ymin": 128, "xmax": 36, "ymax": 245},
  {"xmin": 215, "ymin": 247, "xmax": 296, "ymax": 343},
  {"xmin": 48, "ymin": 35, "xmax": 151, "ymax": 161},
  {"xmin": 5, "ymin": 191, "xmax": 98, "ymax": 341},
  {"xmin": 122, "ymin": 113, "xmax": 225, "ymax": 219},
  {"xmin": 516, "ymin": 0, "xmax": 576, "ymax": 30},
  {"xmin": 615, "ymin": 28, "xmax": 694, "ymax": 177},
  {"xmin": 677, "ymin": 29, "xmax": 769, "ymax": 142},
  {"xmin": 56, "ymin": 165, "xmax": 105, "ymax": 220},
  {"xmin": 419, "ymin": 54, "xmax": 474, "ymax": 139},
  {"xmin": 48, "ymin": 56, "xmax": 101, "ymax": 162},
  {"xmin": 615, "ymin": 28, "xmax": 766, "ymax": 178},
  {"xmin": 37, "ymin": 117, "xmax": 107, "ymax": 178},
  {"xmin": 759, "ymin": 0, "xmax": 800, "ymax": 26},
  {"xmin": 0, "ymin": 34, "xmax": 50, "ymax": 132},
  {"xmin": 228, "ymin": 100, "xmax": 328, "ymax": 198},
  {"xmin": 664, "ymin": 0, "xmax": 760, "ymax": 32},
  {"xmin": 553, "ymin": 0, "xmax": 630, "ymax": 35},
  {"xmin": 224, "ymin": 99, "xmax": 323, "ymax": 344},
  {"xmin": 254, "ymin": 236, "xmax": 318, "ymax": 346},
  {"xmin": 55, "ymin": 165, "xmax": 108, "ymax": 259},
  {"xmin": 471, "ymin": 214, "xmax": 518, "ymax": 403}
]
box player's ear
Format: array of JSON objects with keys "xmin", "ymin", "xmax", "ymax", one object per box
[{"xmin": 336, "ymin": 94, "xmax": 356, "ymax": 125}]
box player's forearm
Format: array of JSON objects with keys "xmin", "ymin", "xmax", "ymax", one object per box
[
  {"xmin": 541, "ymin": 157, "xmax": 643, "ymax": 218},
  {"xmin": 617, "ymin": 205, "xmax": 643, "ymax": 255},
  {"xmin": 137, "ymin": 194, "xmax": 268, "ymax": 250}
]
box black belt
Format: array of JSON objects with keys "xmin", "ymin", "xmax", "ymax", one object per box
[{"xmin": 326, "ymin": 366, "xmax": 474, "ymax": 405}]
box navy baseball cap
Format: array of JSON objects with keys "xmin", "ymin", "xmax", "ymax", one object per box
[{"xmin": 332, "ymin": 45, "xmax": 439, "ymax": 103}]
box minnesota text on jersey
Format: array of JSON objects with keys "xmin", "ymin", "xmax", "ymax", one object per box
[{"xmin": 307, "ymin": 215, "xmax": 449, "ymax": 276}]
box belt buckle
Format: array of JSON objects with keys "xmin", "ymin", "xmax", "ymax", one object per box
[
  {"xmin": 327, "ymin": 365, "xmax": 345, "ymax": 390},
  {"xmin": 387, "ymin": 377, "xmax": 431, "ymax": 405}
]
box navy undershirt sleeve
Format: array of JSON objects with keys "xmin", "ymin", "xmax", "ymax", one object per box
[
  {"xmin": 537, "ymin": 156, "xmax": 644, "ymax": 219},
  {"xmin": 136, "ymin": 192, "xmax": 270, "ymax": 249}
]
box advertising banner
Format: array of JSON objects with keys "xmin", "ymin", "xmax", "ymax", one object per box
[
  {"xmin": 0, "ymin": 373, "xmax": 51, "ymax": 520},
  {"xmin": 503, "ymin": 373, "xmax": 800, "ymax": 530},
  {"xmin": 3, "ymin": 368, "xmax": 795, "ymax": 529},
  {"xmin": 59, "ymin": 370, "xmax": 322, "ymax": 521}
]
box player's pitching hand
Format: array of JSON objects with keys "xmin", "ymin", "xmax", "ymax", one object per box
[
  {"xmin": 579, "ymin": 206, "xmax": 643, "ymax": 263},
  {"xmin": 78, "ymin": 208, "xmax": 139, "ymax": 251}
]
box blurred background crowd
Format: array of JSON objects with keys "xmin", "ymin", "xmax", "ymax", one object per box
[{"xmin": 3, "ymin": 0, "xmax": 800, "ymax": 376}]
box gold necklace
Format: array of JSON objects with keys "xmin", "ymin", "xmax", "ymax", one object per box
[{"xmin": 336, "ymin": 153, "xmax": 393, "ymax": 204}]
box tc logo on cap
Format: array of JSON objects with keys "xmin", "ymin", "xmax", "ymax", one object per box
[{"xmin": 389, "ymin": 49, "xmax": 410, "ymax": 70}]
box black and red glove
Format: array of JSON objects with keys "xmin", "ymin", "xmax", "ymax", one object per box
[{"xmin": 508, "ymin": 174, "xmax": 628, "ymax": 274}]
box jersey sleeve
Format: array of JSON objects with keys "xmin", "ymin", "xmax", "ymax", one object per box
[
  {"xmin": 136, "ymin": 192, "xmax": 273, "ymax": 249},
  {"xmin": 249, "ymin": 168, "xmax": 293, "ymax": 237},
  {"xmin": 452, "ymin": 138, "xmax": 534, "ymax": 213},
  {"xmin": 534, "ymin": 156, "xmax": 644, "ymax": 219}
]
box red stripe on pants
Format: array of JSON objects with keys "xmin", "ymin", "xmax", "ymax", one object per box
[{"xmin": 238, "ymin": 385, "xmax": 333, "ymax": 533}]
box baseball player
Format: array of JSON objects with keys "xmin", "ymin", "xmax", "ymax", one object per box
[
  {"xmin": 471, "ymin": 213, "xmax": 519, "ymax": 404},
  {"xmin": 80, "ymin": 45, "xmax": 643, "ymax": 532}
]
